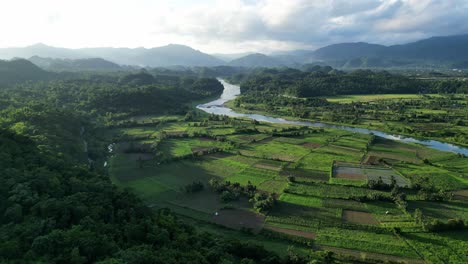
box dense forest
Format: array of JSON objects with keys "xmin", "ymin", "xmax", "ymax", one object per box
[
  {"xmin": 233, "ymin": 67, "xmax": 468, "ymax": 97},
  {"xmin": 0, "ymin": 71, "xmax": 315, "ymax": 263}
]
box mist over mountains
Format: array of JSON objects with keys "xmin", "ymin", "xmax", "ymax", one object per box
[{"xmin": 1, "ymin": 34, "xmax": 468, "ymax": 69}]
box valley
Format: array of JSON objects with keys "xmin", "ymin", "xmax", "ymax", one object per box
[{"xmin": 107, "ymin": 80, "xmax": 467, "ymax": 263}]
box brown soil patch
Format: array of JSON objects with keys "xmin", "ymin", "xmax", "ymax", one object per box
[
  {"xmin": 254, "ymin": 163, "xmax": 282, "ymax": 171},
  {"xmin": 342, "ymin": 210, "xmax": 379, "ymax": 225},
  {"xmin": 453, "ymin": 189, "xmax": 468, "ymax": 200},
  {"xmin": 238, "ymin": 135, "xmax": 255, "ymax": 142},
  {"xmin": 165, "ymin": 131, "xmax": 188, "ymax": 137},
  {"xmin": 317, "ymin": 245, "xmax": 425, "ymax": 264},
  {"xmin": 204, "ymin": 152, "xmax": 232, "ymax": 160},
  {"xmin": 363, "ymin": 155, "xmax": 379, "ymax": 165},
  {"xmin": 256, "ymin": 137, "xmax": 274, "ymax": 144},
  {"xmin": 302, "ymin": 142, "xmax": 321, "ymax": 148},
  {"xmin": 191, "ymin": 147, "xmax": 216, "ymax": 153},
  {"xmin": 212, "ymin": 209, "xmax": 265, "ymax": 233},
  {"xmin": 265, "ymin": 226, "xmax": 315, "ymax": 239},
  {"xmin": 335, "ymin": 172, "xmax": 367, "ymax": 180}
]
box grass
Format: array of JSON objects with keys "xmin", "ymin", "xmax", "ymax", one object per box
[
  {"xmin": 228, "ymin": 171, "xmax": 275, "ymax": 186},
  {"xmin": 395, "ymin": 163, "xmax": 468, "ymax": 190},
  {"xmin": 315, "ymin": 227, "xmax": 420, "ymax": 258},
  {"xmin": 240, "ymin": 139, "xmax": 311, "ymax": 162},
  {"xmin": 159, "ymin": 137, "xmax": 229, "ymax": 158},
  {"xmin": 279, "ymin": 193, "xmax": 323, "ymax": 208}
]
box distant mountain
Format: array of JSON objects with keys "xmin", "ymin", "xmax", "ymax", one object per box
[
  {"xmin": 0, "ymin": 59, "xmax": 53, "ymax": 86},
  {"xmin": 383, "ymin": 34, "xmax": 468, "ymax": 61},
  {"xmin": 0, "ymin": 43, "xmax": 82, "ymax": 60},
  {"xmin": 312, "ymin": 42, "xmax": 386, "ymax": 61},
  {"xmin": 2, "ymin": 34, "xmax": 468, "ymax": 69},
  {"xmin": 211, "ymin": 52, "xmax": 254, "ymax": 62},
  {"xmin": 129, "ymin": 44, "xmax": 223, "ymax": 67},
  {"xmin": 309, "ymin": 34, "xmax": 468, "ymax": 67},
  {"xmin": 228, "ymin": 53, "xmax": 284, "ymax": 68},
  {"xmin": 29, "ymin": 56, "xmax": 122, "ymax": 72},
  {"xmin": 0, "ymin": 44, "xmax": 223, "ymax": 67}
]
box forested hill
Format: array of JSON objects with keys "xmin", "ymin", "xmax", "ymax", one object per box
[
  {"xmin": 0, "ymin": 59, "xmax": 54, "ymax": 86},
  {"xmin": 28, "ymin": 56, "xmax": 123, "ymax": 72},
  {"xmin": 236, "ymin": 67, "xmax": 468, "ymax": 97}
]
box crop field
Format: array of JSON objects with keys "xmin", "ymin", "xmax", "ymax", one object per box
[
  {"xmin": 341, "ymin": 210, "xmax": 379, "ymax": 225},
  {"xmin": 325, "ymin": 94, "xmax": 426, "ymax": 103},
  {"xmin": 281, "ymin": 168, "xmax": 329, "ymax": 182},
  {"xmin": 212, "ymin": 209, "xmax": 265, "ymax": 233},
  {"xmin": 333, "ymin": 166, "xmax": 367, "ymax": 180},
  {"xmin": 108, "ymin": 115, "xmax": 468, "ymax": 262}
]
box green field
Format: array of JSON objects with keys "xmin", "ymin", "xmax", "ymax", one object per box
[{"xmin": 108, "ymin": 114, "xmax": 468, "ymax": 263}]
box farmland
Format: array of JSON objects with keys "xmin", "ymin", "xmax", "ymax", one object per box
[{"xmin": 108, "ymin": 111, "xmax": 468, "ymax": 263}]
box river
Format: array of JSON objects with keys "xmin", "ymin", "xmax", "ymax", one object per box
[{"xmin": 197, "ymin": 79, "xmax": 468, "ymax": 155}]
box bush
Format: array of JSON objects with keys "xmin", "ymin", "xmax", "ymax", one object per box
[
  {"xmin": 425, "ymin": 218, "xmax": 465, "ymax": 232},
  {"xmin": 184, "ymin": 181, "xmax": 204, "ymax": 193}
]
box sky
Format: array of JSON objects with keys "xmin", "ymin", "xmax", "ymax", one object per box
[{"xmin": 1, "ymin": 0, "xmax": 468, "ymax": 54}]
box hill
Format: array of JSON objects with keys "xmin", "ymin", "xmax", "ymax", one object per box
[
  {"xmin": 312, "ymin": 42, "xmax": 386, "ymax": 61},
  {"xmin": 309, "ymin": 34, "xmax": 468, "ymax": 67},
  {"xmin": 130, "ymin": 44, "xmax": 223, "ymax": 67},
  {"xmin": 228, "ymin": 53, "xmax": 284, "ymax": 68},
  {"xmin": 0, "ymin": 59, "xmax": 53, "ymax": 86},
  {"xmin": 29, "ymin": 56, "xmax": 122, "ymax": 72}
]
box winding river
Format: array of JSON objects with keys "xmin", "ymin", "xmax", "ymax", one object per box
[{"xmin": 197, "ymin": 79, "xmax": 468, "ymax": 155}]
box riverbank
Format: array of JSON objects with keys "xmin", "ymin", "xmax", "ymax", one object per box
[
  {"xmin": 197, "ymin": 80, "xmax": 468, "ymax": 155},
  {"xmin": 224, "ymin": 100, "xmax": 468, "ymax": 149}
]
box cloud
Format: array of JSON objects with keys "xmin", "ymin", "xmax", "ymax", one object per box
[
  {"xmin": 150, "ymin": 0, "xmax": 468, "ymax": 52},
  {"xmin": 0, "ymin": 0, "xmax": 467, "ymax": 53}
]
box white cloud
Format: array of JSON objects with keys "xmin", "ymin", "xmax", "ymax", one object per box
[{"xmin": 0, "ymin": 0, "xmax": 467, "ymax": 53}]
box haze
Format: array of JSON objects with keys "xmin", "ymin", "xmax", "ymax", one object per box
[{"xmin": 2, "ymin": 0, "xmax": 468, "ymax": 54}]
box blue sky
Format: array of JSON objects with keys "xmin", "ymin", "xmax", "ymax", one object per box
[{"xmin": 1, "ymin": 0, "xmax": 468, "ymax": 53}]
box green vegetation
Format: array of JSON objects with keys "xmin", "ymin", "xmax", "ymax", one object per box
[
  {"xmin": 1, "ymin": 65, "xmax": 467, "ymax": 264},
  {"xmin": 107, "ymin": 112, "xmax": 466, "ymax": 263},
  {"xmin": 230, "ymin": 67, "xmax": 468, "ymax": 146}
]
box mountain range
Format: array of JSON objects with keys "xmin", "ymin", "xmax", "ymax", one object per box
[
  {"xmin": 0, "ymin": 34, "xmax": 467, "ymax": 69},
  {"xmin": 0, "ymin": 44, "xmax": 223, "ymax": 68}
]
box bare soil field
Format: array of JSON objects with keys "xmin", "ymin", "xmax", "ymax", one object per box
[
  {"xmin": 281, "ymin": 168, "xmax": 329, "ymax": 182},
  {"xmin": 334, "ymin": 166, "xmax": 367, "ymax": 180},
  {"xmin": 453, "ymin": 189, "xmax": 468, "ymax": 200},
  {"xmin": 265, "ymin": 225, "xmax": 316, "ymax": 239},
  {"xmin": 165, "ymin": 131, "xmax": 188, "ymax": 137},
  {"xmin": 342, "ymin": 210, "xmax": 379, "ymax": 225},
  {"xmin": 191, "ymin": 146, "xmax": 216, "ymax": 153},
  {"xmin": 363, "ymin": 155, "xmax": 379, "ymax": 165},
  {"xmin": 301, "ymin": 142, "xmax": 321, "ymax": 148},
  {"xmin": 212, "ymin": 209, "xmax": 265, "ymax": 233},
  {"xmin": 254, "ymin": 162, "xmax": 282, "ymax": 171}
]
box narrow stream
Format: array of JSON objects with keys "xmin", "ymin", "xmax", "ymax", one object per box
[{"xmin": 197, "ymin": 79, "xmax": 468, "ymax": 155}]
